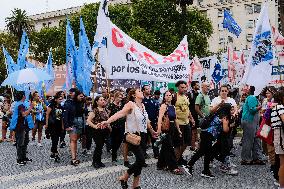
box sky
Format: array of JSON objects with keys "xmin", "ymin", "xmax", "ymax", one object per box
[{"xmin": 0, "ymin": 0, "xmax": 100, "ymax": 30}]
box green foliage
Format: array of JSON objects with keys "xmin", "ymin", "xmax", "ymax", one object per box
[
  {"xmin": 5, "ymin": 0, "xmax": 213, "ymax": 66},
  {"xmin": 30, "ymin": 27, "xmax": 65, "ymax": 65},
  {"xmin": 0, "ymin": 33, "xmax": 18, "ymax": 82}
]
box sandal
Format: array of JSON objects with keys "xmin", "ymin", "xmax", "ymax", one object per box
[
  {"xmin": 71, "ymin": 159, "xmax": 80, "ymax": 166},
  {"xmin": 119, "ymin": 179, "xmax": 128, "ymax": 189},
  {"xmin": 171, "ymin": 168, "xmax": 184, "ymax": 175}
]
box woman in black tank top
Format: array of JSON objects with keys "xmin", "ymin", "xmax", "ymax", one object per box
[{"xmin": 156, "ymin": 91, "xmax": 183, "ymax": 175}]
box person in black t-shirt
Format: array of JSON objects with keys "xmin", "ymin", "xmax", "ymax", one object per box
[
  {"xmin": 142, "ymin": 85, "xmax": 159, "ymax": 159},
  {"xmin": 45, "ymin": 92, "xmax": 64, "ymax": 163},
  {"xmin": 187, "ymin": 81, "xmax": 200, "ymax": 150},
  {"xmin": 108, "ymin": 91, "xmax": 126, "ymax": 164}
]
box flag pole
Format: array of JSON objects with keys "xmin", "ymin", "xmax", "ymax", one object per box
[{"xmin": 92, "ymin": 49, "xmax": 100, "ymax": 104}]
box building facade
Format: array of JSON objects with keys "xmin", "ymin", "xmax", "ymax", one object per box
[
  {"xmin": 192, "ymin": 0, "xmax": 279, "ymax": 53},
  {"xmin": 29, "ymin": 0, "xmax": 129, "ymax": 32},
  {"xmin": 29, "ymin": 6, "xmax": 83, "ymax": 31}
]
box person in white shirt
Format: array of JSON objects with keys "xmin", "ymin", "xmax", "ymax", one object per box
[
  {"xmin": 210, "ymin": 85, "xmax": 238, "ymax": 115},
  {"xmin": 100, "ymin": 88, "xmax": 157, "ymax": 189}
]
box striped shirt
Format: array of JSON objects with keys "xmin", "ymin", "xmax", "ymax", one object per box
[{"xmin": 271, "ymin": 105, "xmax": 284, "ymax": 128}]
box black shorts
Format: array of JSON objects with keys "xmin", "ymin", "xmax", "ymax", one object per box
[{"xmin": 179, "ymin": 124, "xmax": 191, "ymax": 146}]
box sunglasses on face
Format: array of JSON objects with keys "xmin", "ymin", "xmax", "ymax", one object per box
[{"xmin": 221, "ymin": 90, "xmax": 228, "ymax": 92}]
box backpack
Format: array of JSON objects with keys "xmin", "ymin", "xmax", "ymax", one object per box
[{"xmin": 199, "ymin": 113, "xmax": 217, "ymax": 130}]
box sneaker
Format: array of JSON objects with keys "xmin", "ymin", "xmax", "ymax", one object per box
[
  {"xmin": 178, "ymin": 158, "xmax": 187, "ymax": 166},
  {"xmin": 82, "ymin": 150, "xmax": 88, "ymax": 157},
  {"xmin": 37, "ymin": 143, "xmax": 43, "ymax": 147},
  {"xmin": 30, "ymin": 140, "xmax": 36, "ymax": 145},
  {"xmin": 181, "ymin": 165, "xmax": 192, "ymax": 176},
  {"xmin": 23, "ymin": 158, "xmax": 32, "ymax": 163},
  {"xmin": 86, "ymin": 150, "xmax": 92, "ymax": 155},
  {"xmin": 98, "ymin": 162, "xmax": 105, "ymax": 168},
  {"xmin": 228, "ymin": 162, "xmax": 237, "ymax": 168},
  {"xmin": 274, "ymin": 179, "xmax": 280, "ymax": 186},
  {"xmin": 54, "ymin": 155, "xmax": 60, "ymax": 163},
  {"xmin": 60, "ymin": 141, "xmax": 66, "ymax": 148},
  {"xmin": 124, "ymin": 161, "xmax": 131, "ymax": 168},
  {"xmin": 219, "ymin": 165, "xmax": 238, "ymax": 175},
  {"xmin": 17, "ymin": 160, "xmax": 26, "ymax": 166},
  {"xmin": 200, "ymin": 170, "xmax": 215, "ymax": 179},
  {"xmin": 50, "ymin": 154, "xmax": 55, "ymax": 160},
  {"xmin": 209, "ymin": 162, "xmax": 216, "ymax": 168}
]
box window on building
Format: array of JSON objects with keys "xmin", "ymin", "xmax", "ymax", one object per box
[
  {"xmin": 218, "ymin": 9, "xmax": 223, "ymax": 17},
  {"xmin": 246, "ymin": 20, "xmax": 254, "ymax": 28},
  {"xmin": 219, "ymin": 37, "xmax": 225, "ymax": 44},
  {"xmin": 59, "ymin": 20, "xmax": 64, "ymax": 26},
  {"xmin": 197, "ymin": 0, "xmax": 203, "ymax": 5},
  {"xmin": 218, "ymin": 23, "xmax": 224, "ymax": 31},
  {"xmin": 253, "ymin": 4, "xmax": 261, "ymax": 13},
  {"xmin": 246, "ymin": 34, "xmax": 253, "ymax": 42},
  {"xmin": 228, "ymin": 36, "xmax": 233, "ymax": 43},
  {"xmin": 42, "ymin": 23, "xmax": 46, "ymax": 27},
  {"xmin": 245, "ymin": 4, "xmax": 253, "ymax": 14},
  {"xmin": 47, "ymin": 22, "xmax": 52, "ymax": 27}
]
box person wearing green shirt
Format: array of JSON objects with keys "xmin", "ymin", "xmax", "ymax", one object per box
[
  {"xmin": 241, "ymin": 86, "xmax": 265, "ymax": 165},
  {"xmin": 195, "ymin": 82, "xmax": 211, "ymax": 119}
]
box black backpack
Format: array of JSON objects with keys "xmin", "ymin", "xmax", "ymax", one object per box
[{"xmin": 199, "ymin": 113, "xmax": 217, "ymax": 130}]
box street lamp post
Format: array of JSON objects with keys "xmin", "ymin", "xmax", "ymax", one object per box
[{"xmin": 176, "ymin": 0, "xmax": 193, "ymax": 36}]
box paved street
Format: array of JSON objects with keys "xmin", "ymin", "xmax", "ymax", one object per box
[{"xmin": 0, "ymin": 134, "xmax": 278, "ymax": 189}]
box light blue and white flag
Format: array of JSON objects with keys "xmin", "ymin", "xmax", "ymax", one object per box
[
  {"xmin": 17, "ymin": 31, "xmax": 29, "ymax": 70},
  {"xmin": 65, "ymin": 19, "xmax": 78, "ymax": 90},
  {"xmin": 223, "ymin": 9, "xmax": 242, "ymax": 37},
  {"xmin": 43, "ymin": 48, "xmax": 54, "ymax": 91},
  {"xmin": 78, "ymin": 17, "xmax": 94, "ymax": 95},
  {"xmin": 241, "ymin": 3, "xmax": 274, "ymax": 95},
  {"xmin": 2, "ymin": 46, "xmax": 19, "ymax": 74}
]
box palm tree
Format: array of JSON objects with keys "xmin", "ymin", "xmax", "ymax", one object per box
[{"xmin": 5, "ymin": 8, "xmax": 34, "ymax": 45}]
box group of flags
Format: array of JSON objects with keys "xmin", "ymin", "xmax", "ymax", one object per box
[
  {"xmin": 2, "ymin": 31, "xmax": 54, "ymax": 97},
  {"xmin": 2, "ymin": 0, "xmax": 282, "ymax": 97},
  {"xmin": 65, "ymin": 17, "xmax": 95, "ymax": 95}
]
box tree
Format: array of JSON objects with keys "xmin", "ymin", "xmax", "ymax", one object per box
[
  {"xmin": 30, "ymin": 0, "xmax": 213, "ymax": 65},
  {"xmin": 0, "ymin": 32, "xmax": 18, "ymax": 82},
  {"xmin": 5, "ymin": 8, "xmax": 34, "ymax": 45},
  {"xmin": 30, "ymin": 27, "xmax": 65, "ymax": 65},
  {"xmin": 130, "ymin": 0, "xmax": 213, "ymax": 56}
]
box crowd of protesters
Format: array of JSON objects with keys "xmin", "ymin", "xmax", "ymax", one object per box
[{"xmin": 0, "ymin": 80, "xmax": 284, "ymax": 189}]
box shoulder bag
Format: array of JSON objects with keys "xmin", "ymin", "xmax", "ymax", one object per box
[
  {"xmin": 125, "ymin": 108, "xmax": 141, "ymax": 146},
  {"xmin": 161, "ymin": 106, "xmax": 170, "ymax": 132}
]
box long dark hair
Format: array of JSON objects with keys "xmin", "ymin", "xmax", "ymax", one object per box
[
  {"xmin": 74, "ymin": 90, "xmax": 84, "ymax": 102},
  {"xmin": 50, "ymin": 91, "xmax": 62, "ymax": 107},
  {"xmin": 93, "ymin": 96, "xmax": 103, "ymax": 109},
  {"xmin": 216, "ymin": 103, "xmax": 232, "ymax": 120},
  {"xmin": 162, "ymin": 90, "xmax": 171, "ymax": 104},
  {"xmin": 273, "ymin": 90, "xmax": 284, "ymax": 105}
]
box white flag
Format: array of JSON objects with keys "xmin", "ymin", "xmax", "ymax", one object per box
[
  {"xmin": 241, "ymin": 3, "xmax": 274, "ymax": 95},
  {"xmin": 92, "ymin": 0, "xmax": 191, "ymax": 82}
]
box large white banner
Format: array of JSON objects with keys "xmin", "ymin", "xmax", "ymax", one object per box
[{"xmin": 93, "ymin": 0, "xmax": 190, "ymax": 82}]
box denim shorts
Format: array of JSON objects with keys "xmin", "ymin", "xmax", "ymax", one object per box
[{"xmin": 68, "ymin": 117, "xmax": 84, "ymax": 135}]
